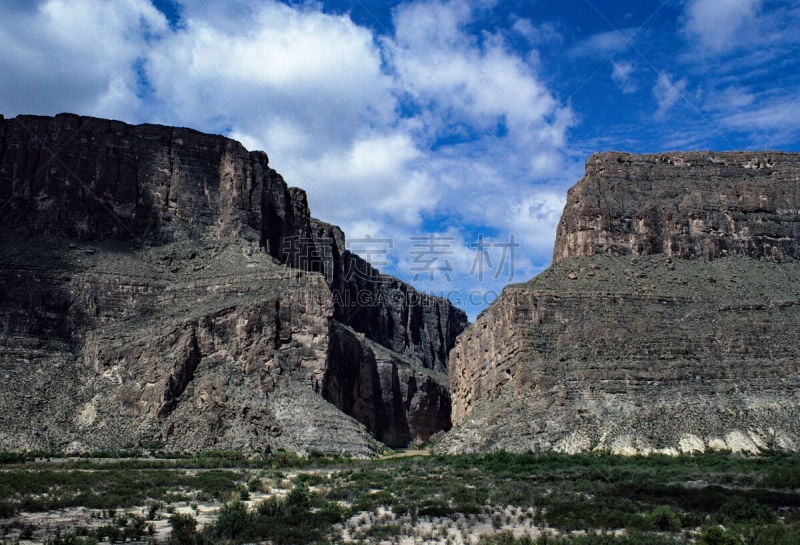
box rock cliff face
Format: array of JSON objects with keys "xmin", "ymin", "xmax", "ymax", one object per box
[
  {"xmin": 0, "ymin": 113, "xmax": 466, "ymax": 453},
  {"xmin": 554, "ymin": 152, "xmax": 800, "ymax": 262},
  {"xmin": 442, "ymin": 151, "xmax": 800, "ymax": 455}
]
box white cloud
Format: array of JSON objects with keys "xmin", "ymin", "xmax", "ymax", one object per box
[
  {"xmin": 682, "ymin": 0, "xmax": 762, "ymax": 54},
  {"xmin": 510, "ymin": 18, "xmax": 562, "ymax": 47},
  {"xmin": 507, "ymin": 192, "xmax": 566, "ymax": 252},
  {"xmin": 0, "ymin": 0, "xmax": 167, "ymax": 118},
  {"xmin": 611, "ymin": 61, "xmax": 637, "ymax": 94},
  {"xmin": 388, "ymin": 0, "xmax": 572, "ymax": 157},
  {"xmin": 0, "ymin": 0, "xmax": 579, "ymax": 317},
  {"xmin": 720, "ymin": 98, "xmax": 800, "ymax": 132},
  {"xmin": 653, "ymin": 72, "xmax": 688, "ymax": 119},
  {"xmin": 288, "ymin": 132, "xmax": 437, "ymax": 230},
  {"xmin": 145, "ymin": 1, "xmax": 395, "ymax": 160},
  {"xmin": 568, "ymin": 28, "xmax": 638, "ymax": 58},
  {"xmin": 704, "ymin": 86, "xmax": 756, "ymax": 111},
  {"xmin": 139, "ymin": 0, "xmax": 419, "ymax": 236}
]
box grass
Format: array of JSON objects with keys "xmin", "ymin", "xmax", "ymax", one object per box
[
  {"xmin": 0, "ymin": 449, "xmax": 353, "ymax": 470},
  {"xmin": 1, "ymin": 450, "xmax": 798, "ymax": 544},
  {"xmin": 0, "ymin": 468, "xmax": 246, "ymax": 512}
]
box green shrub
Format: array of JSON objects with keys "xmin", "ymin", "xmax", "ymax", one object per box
[
  {"xmin": 315, "ymin": 501, "xmax": 347, "ymax": 525},
  {"xmin": 718, "ymin": 497, "xmax": 777, "ymax": 525},
  {"xmin": 93, "ymin": 524, "xmax": 122, "ymax": 542},
  {"xmin": 643, "ymin": 506, "xmax": 682, "ymax": 531},
  {"xmin": 255, "ymin": 496, "xmax": 284, "ymax": 517},
  {"xmin": 417, "ymin": 499, "xmax": 452, "ymax": 517},
  {"xmin": 147, "ymin": 501, "xmax": 162, "ymax": 520},
  {"xmin": 285, "ymin": 484, "xmax": 311, "ymax": 516},
  {"xmin": 477, "ymin": 532, "xmax": 538, "ymax": 545},
  {"xmin": 44, "ymin": 530, "xmax": 98, "ymax": 545},
  {"xmin": 0, "ymin": 452, "xmax": 27, "ymax": 464},
  {"xmin": 168, "ymin": 512, "xmax": 197, "ymax": 545},
  {"xmin": 247, "ymin": 477, "xmax": 262, "ymax": 492},
  {"xmin": 295, "ymin": 472, "xmax": 328, "ymax": 487},
  {"xmin": 214, "ymin": 500, "xmax": 252, "ymax": 541},
  {"xmin": 125, "ymin": 514, "xmax": 147, "ymax": 540},
  {"xmin": 697, "ymin": 526, "xmax": 743, "ymax": 545},
  {"xmin": 21, "ymin": 524, "xmax": 36, "ymax": 539},
  {"xmin": 743, "ymin": 524, "xmax": 800, "ymax": 545},
  {"xmin": 0, "ymin": 500, "xmax": 17, "ymax": 518}
]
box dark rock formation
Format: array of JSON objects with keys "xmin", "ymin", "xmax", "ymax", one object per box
[
  {"xmin": 554, "ymin": 152, "xmax": 800, "ymax": 262},
  {"xmin": 0, "ymin": 113, "xmax": 466, "ymax": 453},
  {"xmin": 441, "ymin": 151, "xmax": 800, "ymax": 455},
  {"xmin": 325, "ymin": 322, "xmax": 451, "ymax": 447},
  {"xmin": 310, "ymin": 218, "xmax": 467, "ymax": 373}
]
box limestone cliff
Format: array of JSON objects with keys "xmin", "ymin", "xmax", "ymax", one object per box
[
  {"xmin": 554, "ymin": 152, "xmax": 800, "ymax": 261},
  {"xmin": 442, "ymin": 151, "xmax": 800, "ymax": 455},
  {"xmin": 0, "ymin": 113, "xmax": 466, "ymax": 453}
]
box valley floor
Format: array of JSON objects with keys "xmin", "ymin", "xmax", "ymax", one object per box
[{"xmin": 0, "ymin": 450, "xmax": 798, "ymax": 545}]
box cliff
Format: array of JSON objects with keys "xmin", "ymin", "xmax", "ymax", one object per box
[
  {"xmin": 0, "ymin": 113, "xmax": 467, "ymax": 454},
  {"xmin": 441, "ymin": 151, "xmax": 800, "ymax": 455},
  {"xmin": 554, "ymin": 152, "xmax": 800, "ymax": 261}
]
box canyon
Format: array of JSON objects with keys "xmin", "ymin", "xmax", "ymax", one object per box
[
  {"xmin": 3, "ymin": 116, "xmax": 799, "ymax": 458},
  {"xmin": 441, "ymin": 151, "xmax": 800, "ymax": 455},
  {"xmin": 0, "ymin": 113, "xmax": 467, "ymax": 455}
]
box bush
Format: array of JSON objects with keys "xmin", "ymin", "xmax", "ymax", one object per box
[
  {"xmin": 718, "ymin": 497, "xmax": 777, "ymax": 525},
  {"xmin": 93, "ymin": 524, "xmax": 122, "ymax": 543},
  {"xmin": 168, "ymin": 512, "xmax": 198, "ymax": 545},
  {"xmin": 285, "ymin": 484, "xmax": 311, "ymax": 516},
  {"xmin": 315, "ymin": 501, "xmax": 346, "ymax": 525},
  {"xmin": 44, "ymin": 530, "xmax": 98, "ymax": 545},
  {"xmin": 255, "ymin": 496, "xmax": 284, "ymax": 517},
  {"xmin": 743, "ymin": 524, "xmax": 800, "ymax": 545},
  {"xmin": 0, "ymin": 452, "xmax": 27, "ymax": 464},
  {"xmin": 0, "ymin": 500, "xmax": 17, "ymax": 518},
  {"xmin": 643, "ymin": 506, "xmax": 682, "ymax": 531},
  {"xmin": 247, "ymin": 478, "xmax": 262, "ymax": 492},
  {"xmin": 214, "ymin": 500, "xmax": 252, "ymax": 541},
  {"xmin": 21, "ymin": 524, "xmax": 36, "ymax": 539},
  {"xmin": 147, "ymin": 501, "xmax": 163, "ymax": 520},
  {"xmin": 697, "ymin": 526, "xmax": 743, "ymax": 545}
]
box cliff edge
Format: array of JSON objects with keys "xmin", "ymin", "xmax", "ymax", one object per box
[
  {"xmin": 0, "ymin": 113, "xmax": 467, "ymax": 454},
  {"xmin": 441, "ymin": 151, "xmax": 800, "ymax": 455}
]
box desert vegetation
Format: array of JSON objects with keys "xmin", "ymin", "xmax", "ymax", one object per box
[{"xmin": 1, "ymin": 450, "xmax": 798, "ymax": 544}]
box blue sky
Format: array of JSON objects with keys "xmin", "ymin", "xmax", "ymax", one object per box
[{"xmin": 2, "ymin": 0, "xmax": 799, "ymax": 319}]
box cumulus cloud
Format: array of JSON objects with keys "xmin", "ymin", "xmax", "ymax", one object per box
[
  {"xmin": 0, "ymin": 0, "xmax": 167, "ymax": 118},
  {"xmin": 387, "ymin": 0, "xmax": 572, "ymax": 168},
  {"xmin": 507, "ymin": 192, "xmax": 566, "ymax": 252},
  {"xmin": 145, "ymin": 1, "xmax": 396, "ymax": 161},
  {"xmin": 0, "ymin": 0, "xmax": 578, "ymax": 318},
  {"xmin": 676, "ymin": 1, "xmax": 800, "ymax": 148}
]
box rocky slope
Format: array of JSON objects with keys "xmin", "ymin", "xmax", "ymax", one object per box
[
  {"xmin": 0, "ymin": 113, "xmax": 467, "ymax": 454},
  {"xmin": 441, "ymin": 151, "xmax": 800, "ymax": 455}
]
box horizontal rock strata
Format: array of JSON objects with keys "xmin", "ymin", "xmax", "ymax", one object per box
[
  {"xmin": 0, "ymin": 114, "xmax": 467, "ymax": 454},
  {"xmin": 442, "ymin": 152, "xmax": 800, "ymax": 455}
]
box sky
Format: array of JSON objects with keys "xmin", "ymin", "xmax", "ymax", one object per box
[{"xmin": 2, "ymin": 0, "xmax": 799, "ymax": 320}]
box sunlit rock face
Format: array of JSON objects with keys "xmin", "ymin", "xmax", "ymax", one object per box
[
  {"xmin": 441, "ymin": 151, "xmax": 800, "ymax": 455},
  {"xmin": 0, "ymin": 113, "xmax": 467, "ymax": 454}
]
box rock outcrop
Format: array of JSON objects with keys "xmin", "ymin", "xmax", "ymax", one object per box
[
  {"xmin": 441, "ymin": 151, "xmax": 800, "ymax": 455},
  {"xmin": 554, "ymin": 152, "xmax": 800, "ymax": 262},
  {"xmin": 0, "ymin": 113, "xmax": 466, "ymax": 454}
]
